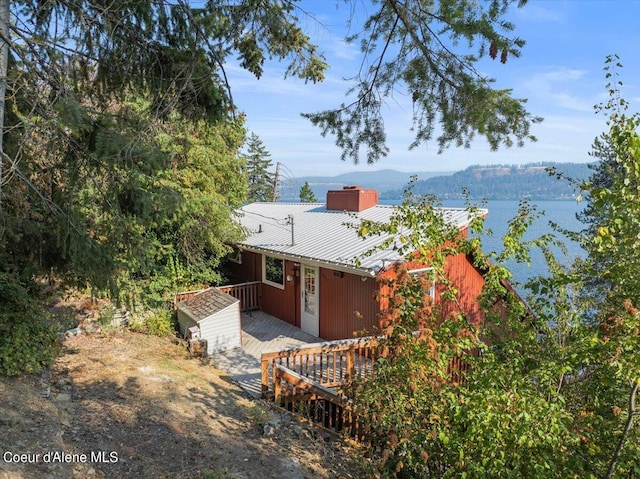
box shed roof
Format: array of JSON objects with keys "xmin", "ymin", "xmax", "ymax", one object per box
[
  {"xmin": 236, "ymin": 202, "xmax": 486, "ymax": 276},
  {"xmin": 178, "ymin": 288, "xmax": 239, "ymax": 322}
]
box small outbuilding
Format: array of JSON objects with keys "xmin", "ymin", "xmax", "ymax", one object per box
[{"xmin": 176, "ymin": 288, "xmax": 241, "ymax": 355}]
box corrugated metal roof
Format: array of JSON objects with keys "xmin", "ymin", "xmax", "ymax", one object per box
[
  {"xmin": 236, "ymin": 202, "xmax": 486, "ymax": 276},
  {"xmin": 178, "ymin": 288, "xmax": 239, "ymax": 322}
]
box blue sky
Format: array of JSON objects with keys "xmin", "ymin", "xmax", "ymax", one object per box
[{"xmin": 228, "ymin": 0, "xmax": 640, "ymax": 177}]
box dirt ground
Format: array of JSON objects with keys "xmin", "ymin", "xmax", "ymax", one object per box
[{"xmin": 0, "ymin": 329, "xmax": 365, "ymax": 479}]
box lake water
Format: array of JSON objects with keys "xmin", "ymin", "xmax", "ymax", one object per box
[
  {"xmin": 455, "ymin": 200, "xmax": 585, "ymax": 287},
  {"xmin": 384, "ymin": 199, "xmax": 586, "ymax": 287}
]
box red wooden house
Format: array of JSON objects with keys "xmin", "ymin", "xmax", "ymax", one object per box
[{"xmin": 226, "ymin": 186, "xmax": 488, "ymax": 341}]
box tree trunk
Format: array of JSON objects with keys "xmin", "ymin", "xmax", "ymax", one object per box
[
  {"xmin": 604, "ymin": 380, "xmax": 638, "ymax": 479},
  {"xmin": 0, "ymin": 0, "xmax": 9, "ymax": 207}
]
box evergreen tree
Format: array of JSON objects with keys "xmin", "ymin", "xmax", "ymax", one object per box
[
  {"xmin": 298, "ymin": 181, "xmax": 317, "ymax": 202},
  {"xmin": 243, "ymin": 133, "xmax": 275, "ymax": 202},
  {"xmin": 304, "ymin": 0, "xmax": 540, "ymax": 164},
  {"xmin": 0, "ymin": 0, "xmax": 327, "ymax": 285},
  {"xmin": 0, "ymin": 0, "xmax": 542, "ymax": 293},
  {"xmin": 0, "ymin": 0, "xmax": 541, "ymax": 375}
]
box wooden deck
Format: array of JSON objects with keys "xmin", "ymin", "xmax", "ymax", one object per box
[{"xmin": 210, "ymin": 311, "xmax": 320, "ymax": 397}]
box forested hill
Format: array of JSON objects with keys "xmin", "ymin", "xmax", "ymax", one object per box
[{"xmin": 382, "ymin": 162, "xmax": 593, "ymax": 200}]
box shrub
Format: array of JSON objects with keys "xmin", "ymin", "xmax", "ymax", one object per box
[
  {"xmin": 0, "ymin": 274, "xmax": 58, "ymax": 376},
  {"xmin": 130, "ymin": 307, "xmax": 175, "ymax": 337}
]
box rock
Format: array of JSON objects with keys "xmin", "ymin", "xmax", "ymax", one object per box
[
  {"xmin": 83, "ymin": 322, "xmax": 101, "ymax": 334},
  {"xmin": 291, "ymin": 424, "xmax": 313, "ymax": 439},
  {"xmin": 280, "ymin": 410, "xmax": 292, "ymax": 422},
  {"xmin": 263, "ymin": 423, "xmax": 278, "ymax": 437},
  {"xmin": 53, "ymin": 392, "xmax": 72, "ymax": 402},
  {"xmin": 262, "ymin": 419, "xmax": 282, "ymax": 437},
  {"xmin": 314, "ymin": 431, "xmax": 332, "ymax": 442},
  {"xmin": 66, "ymin": 327, "xmax": 81, "ymax": 337},
  {"xmin": 56, "ymin": 377, "xmax": 71, "ymax": 388}
]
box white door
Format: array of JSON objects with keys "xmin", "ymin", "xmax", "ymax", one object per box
[{"xmin": 300, "ymin": 265, "xmax": 319, "ymax": 337}]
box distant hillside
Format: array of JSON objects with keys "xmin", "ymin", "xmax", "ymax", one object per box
[
  {"xmin": 278, "ymin": 169, "xmax": 452, "ymax": 201},
  {"xmin": 383, "ymin": 162, "xmax": 593, "ymax": 200}
]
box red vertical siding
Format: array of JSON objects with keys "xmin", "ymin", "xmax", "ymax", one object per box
[
  {"xmin": 441, "ymin": 253, "xmax": 486, "ymax": 326},
  {"xmin": 261, "ymin": 260, "xmax": 298, "ymax": 326},
  {"xmin": 227, "ymin": 252, "xmax": 298, "ymax": 326},
  {"xmin": 226, "ymin": 250, "xmax": 261, "ymax": 283},
  {"xmin": 376, "ymin": 254, "xmax": 486, "ymax": 328},
  {"xmin": 319, "ymin": 268, "xmax": 379, "ymax": 340},
  {"xmin": 228, "ymin": 247, "xmax": 488, "ymax": 338}
]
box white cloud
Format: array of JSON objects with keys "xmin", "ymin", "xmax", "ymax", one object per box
[
  {"xmin": 512, "ymin": 2, "xmax": 568, "ymax": 24},
  {"xmin": 521, "ymin": 67, "xmax": 594, "ymax": 112},
  {"xmin": 324, "ymin": 37, "xmax": 360, "ymax": 62},
  {"xmin": 226, "ymin": 0, "xmax": 638, "ymax": 177}
]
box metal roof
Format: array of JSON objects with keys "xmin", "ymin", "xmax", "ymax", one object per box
[{"xmin": 236, "ymin": 202, "xmax": 486, "ymax": 276}]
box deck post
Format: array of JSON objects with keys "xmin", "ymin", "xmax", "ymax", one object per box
[
  {"xmin": 346, "ymin": 345, "xmax": 355, "ymax": 381},
  {"xmin": 274, "ymin": 368, "xmax": 282, "ymax": 404},
  {"xmin": 260, "ymin": 358, "xmax": 270, "ymax": 397}
]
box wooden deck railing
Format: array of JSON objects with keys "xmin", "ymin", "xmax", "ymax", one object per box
[
  {"xmin": 174, "ymin": 281, "xmax": 261, "ymax": 312},
  {"xmin": 218, "ymin": 281, "xmax": 261, "ymax": 312},
  {"xmin": 273, "ymin": 364, "xmax": 368, "ymax": 442},
  {"xmin": 261, "ymin": 336, "xmax": 378, "ymax": 396},
  {"xmin": 262, "ymin": 334, "xmax": 472, "ymax": 445}
]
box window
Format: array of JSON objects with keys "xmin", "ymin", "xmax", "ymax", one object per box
[
  {"xmin": 263, "ymin": 255, "xmax": 285, "ymax": 289},
  {"xmin": 228, "ymin": 248, "xmax": 243, "ymax": 264},
  {"xmin": 303, "ymin": 266, "xmax": 316, "ymax": 314},
  {"xmin": 408, "ymin": 267, "xmax": 436, "ymax": 301}
]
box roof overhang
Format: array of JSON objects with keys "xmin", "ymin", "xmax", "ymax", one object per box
[{"xmin": 237, "ymin": 244, "xmax": 389, "ymax": 277}]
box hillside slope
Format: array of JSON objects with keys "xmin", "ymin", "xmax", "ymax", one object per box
[
  {"xmin": 280, "ymin": 169, "xmax": 450, "ymax": 201},
  {"xmin": 0, "ymin": 331, "xmax": 361, "ymax": 479},
  {"xmin": 383, "ymin": 162, "xmax": 592, "ymax": 200}
]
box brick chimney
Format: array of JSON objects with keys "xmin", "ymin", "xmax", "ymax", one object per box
[{"xmin": 326, "ymin": 186, "xmax": 379, "ymax": 212}]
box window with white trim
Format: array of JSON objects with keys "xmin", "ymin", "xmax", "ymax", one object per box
[
  {"xmin": 408, "ymin": 267, "xmax": 436, "ymax": 301},
  {"xmin": 263, "ymin": 255, "xmax": 285, "ymax": 289}
]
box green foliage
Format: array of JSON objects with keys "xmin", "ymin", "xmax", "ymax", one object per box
[
  {"xmin": 129, "ymin": 308, "xmax": 175, "ymax": 337},
  {"xmin": 2, "ymin": 93, "xmax": 246, "ymax": 307},
  {"xmin": 570, "ymin": 57, "xmax": 640, "ymax": 477},
  {"xmin": 2, "ymin": 0, "xmax": 327, "ymax": 308},
  {"xmin": 303, "ymin": 0, "xmax": 541, "ymax": 164},
  {"xmin": 264, "ymin": 256, "xmax": 284, "ymax": 286},
  {"xmin": 95, "ymin": 303, "xmax": 116, "ymax": 329},
  {"xmin": 244, "ymin": 403, "xmax": 270, "ymax": 428},
  {"xmin": 349, "ymin": 189, "xmax": 582, "ymax": 477},
  {"xmin": 349, "ymin": 79, "xmax": 640, "ymax": 476},
  {"xmin": 577, "ymin": 55, "xmax": 640, "ymax": 316},
  {"xmin": 298, "ymin": 181, "xmax": 317, "ymax": 202},
  {"xmin": 0, "ymin": 275, "xmax": 58, "ymax": 376},
  {"xmin": 13, "ymin": 0, "xmax": 327, "ymax": 120}
]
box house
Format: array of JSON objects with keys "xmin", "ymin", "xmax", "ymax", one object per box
[
  {"xmin": 225, "ymin": 186, "xmax": 489, "ymax": 341},
  {"xmin": 176, "ymin": 288, "xmax": 241, "ymax": 354}
]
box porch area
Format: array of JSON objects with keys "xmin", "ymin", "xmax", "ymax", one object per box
[
  {"xmin": 210, "ymin": 310, "xmax": 321, "ymax": 398},
  {"xmin": 176, "ymin": 282, "xmax": 378, "ymax": 440},
  {"xmin": 210, "ymin": 308, "xmax": 376, "ymax": 441}
]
